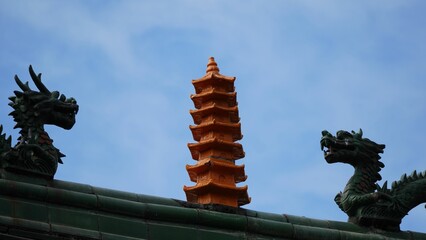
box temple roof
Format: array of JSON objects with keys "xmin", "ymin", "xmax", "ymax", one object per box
[{"xmin": 0, "ymin": 173, "xmax": 424, "ymax": 240}]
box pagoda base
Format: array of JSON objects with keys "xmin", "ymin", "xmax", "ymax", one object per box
[{"xmin": 183, "ymin": 180, "xmax": 250, "ymax": 207}]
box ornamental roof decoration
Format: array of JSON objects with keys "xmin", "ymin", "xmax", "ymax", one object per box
[
  {"xmin": 0, "ymin": 66, "xmax": 78, "ymax": 178},
  {"xmin": 184, "ymin": 57, "xmax": 250, "ymax": 207}
]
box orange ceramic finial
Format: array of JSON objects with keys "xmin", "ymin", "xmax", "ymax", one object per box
[
  {"xmin": 184, "ymin": 57, "xmax": 250, "ymax": 208},
  {"xmin": 206, "ymin": 57, "xmax": 220, "ymax": 74}
]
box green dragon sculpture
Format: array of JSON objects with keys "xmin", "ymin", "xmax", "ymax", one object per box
[
  {"xmin": 0, "ymin": 66, "xmax": 78, "ymax": 178},
  {"xmin": 320, "ymin": 129, "xmax": 426, "ymax": 231}
]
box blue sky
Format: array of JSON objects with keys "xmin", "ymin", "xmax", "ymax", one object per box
[{"xmin": 1, "ymin": 0, "xmax": 426, "ymax": 232}]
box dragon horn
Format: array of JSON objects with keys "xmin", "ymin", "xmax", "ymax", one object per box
[
  {"xmin": 14, "ymin": 75, "xmax": 31, "ymax": 91},
  {"xmin": 29, "ymin": 65, "xmax": 50, "ymax": 94},
  {"xmin": 352, "ymin": 128, "xmax": 363, "ymax": 139}
]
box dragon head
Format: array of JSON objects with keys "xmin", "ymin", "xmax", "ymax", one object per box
[
  {"xmin": 9, "ymin": 65, "xmax": 79, "ymax": 130},
  {"xmin": 320, "ymin": 129, "xmax": 385, "ymax": 167}
]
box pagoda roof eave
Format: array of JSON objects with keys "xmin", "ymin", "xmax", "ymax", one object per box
[
  {"xmin": 190, "ymin": 89, "xmax": 237, "ymax": 109},
  {"xmin": 189, "ymin": 103, "xmax": 238, "ymax": 114},
  {"xmin": 189, "ymin": 123, "xmax": 242, "ymax": 142},
  {"xmin": 183, "ymin": 180, "xmax": 248, "ymax": 195},
  {"xmin": 186, "ymin": 160, "xmax": 247, "ymax": 183},
  {"xmin": 190, "ymin": 89, "xmax": 236, "ymax": 100},
  {"xmin": 192, "ymin": 72, "xmax": 236, "ymax": 83},
  {"xmin": 183, "ymin": 180, "xmax": 251, "ymax": 206},
  {"xmin": 187, "ymin": 139, "xmax": 245, "ymax": 160},
  {"xmin": 190, "ymin": 105, "xmax": 239, "ymax": 124}
]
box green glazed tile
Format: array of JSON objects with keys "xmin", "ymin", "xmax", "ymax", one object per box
[
  {"xmin": 48, "ymin": 207, "xmax": 98, "ymax": 231},
  {"xmin": 14, "ymin": 200, "xmax": 48, "ymax": 223},
  {"xmin": 148, "ymin": 223, "xmax": 197, "ymax": 240},
  {"xmin": 98, "ymin": 214, "xmax": 147, "ymax": 238}
]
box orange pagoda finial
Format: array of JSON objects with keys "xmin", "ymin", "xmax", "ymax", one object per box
[
  {"xmin": 206, "ymin": 57, "xmax": 220, "ymax": 73},
  {"xmin": 184, "ymin": 57, "xmax": 250, "ymax": 207}
]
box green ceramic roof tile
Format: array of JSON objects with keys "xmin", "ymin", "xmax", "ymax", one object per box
[
  {"xmin": 0, "ymin": 197, "xmax": 13, "ymax": 216},
  {"xmin": 326, "ymin": 220, "xmax": 367, "ymax": 233},
  {"xmin": 50, "ymin": 224, "xmax": 101, "ymax": 239},
  {"xmin": 303, "ymin": 218, "xmax": 330, "ymax": 229},
  {"xmin": 293, "ymin": 225, "xmax": 341, "ymax": 240},
  {"xmin": 197, "ymin": 228, "xmax": 247, "ymax": 240},
  {"xmin": 255, "ymin": 211, "xmax": 286, "ymax": 222},
  {"xmin": 47, "ymin": 187, "xmax": 98, "ymax": 209},
  {"xmin": 240, "ymin": 208, "xmax": 258, "ymax": 218},
  {"xmin": 387, "ymin": 233, "xmax": 408, "ymax": 239},
  {"xmin": 338, "ymin": 231, "xmax": 387, "ymax": 240},
  {"xmin": 14, "ymin": 200, "xmax": 48, "ymax": 223},
  {"xmin": 3, "ymin": 224, "xmax": 65, "ymax": 240},
  {"xmin": 285, "ymin": 214, "xmax": 333, "ymax": 230},
  {"xmin": 0, "ymin": 215, "xmax": 50, "ymax": 233},
  {"xmin": 245, "ymin": 235, "xmax": 290, "ymax": 240},
  {"xmin": 101, "ymin": 232, "xmax": 147, "ymax": 240},
  {"xmin": 382, "ymin": 231, "xmax": 412, "ymax": 239},
  {"xmin": 98, "ymin": 214, "xmax": 147, "ymax": 238},
  {"xmin": 410, "ymin": 231, "xmax": 426, "ymax": 240},
  {"xmin": 0, "ymin": 179, "xmax": 47, "ymax": 201},
  {"xmin": 0, "ymin": 233, "xmax": 36, "ymax": 240},
  {"xmin": 198, "ymin": 209, "xmax": 247, "ymax": 231},
  {"xmin": 98, "ymin": 195, "xmax": 147, "ymax": 218},
  {"xmin": 94, "ymin": 186, "xmax": 138, "ymax": 202},
  {"xmin": 137, "ymin": 193, "xmax": 181, "ymax": 206},
  {"xmin": 48, "ymin": 206, "xmax": 99, "ymax": 231},
  {"xmin": 48, "ymin": 179, "xmax": 94, "ymax": 194},
  {"xmin": 7, "ymin": 228, "xmax": 64, "ymax": 240},
  {"xmin": 145, "ymin": 204, "xmax": 198, "ymax": 224},
  {"xmin": 247, "ymin": 217, "xmax": 294, "ymax": 238},
  {"xmin": 148, "ymin": 222, "xmax": 199, "ymax": 240}
]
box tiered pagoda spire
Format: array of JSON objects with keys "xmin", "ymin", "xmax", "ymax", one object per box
[{"xmin": 183, "ymin": 57, "xmax": 250, "ymax": 207}]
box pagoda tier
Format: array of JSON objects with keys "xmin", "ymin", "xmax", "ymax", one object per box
[
  {"xmin": 184, "ymin": 180, "xmax": 250, "ymax": 206},
  {"xmin": 186, "ymin": 158, "xmax": 247, "ymax": 183},
  {"xmin": 191, "ymin": 89, "xmax": 237, "ymax": 109},
  {"xmin": 189, "ymin": 121, "xmax": 242, "ymax": 142},
  {"xmin": 192, "ymin": 74, "xmax": 235, "ymax": 95},
  {"xmin": 188, "ymin": 138, "xmax": 244, "ymax": 161},
  {"xmin": 184, "ymin": 57, "xmax": 250, "ymax": 207},
  {"xmin": 190, "ymin": 104, "xmax": 239, "ymax": 125}
]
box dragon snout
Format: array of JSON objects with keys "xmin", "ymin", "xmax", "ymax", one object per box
[
  {"xmin": 322, "ymin": 130, "xmax": 330, "ymax": 137},
  {"xmin": 320, "ymin": 130, "xmax": 333, "ymax": 150}
]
